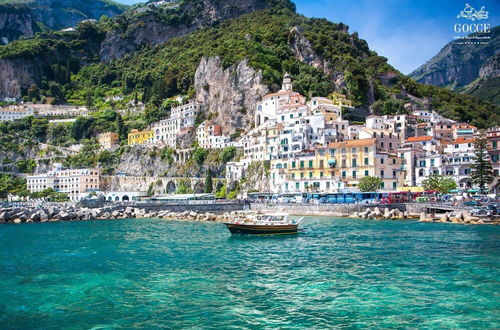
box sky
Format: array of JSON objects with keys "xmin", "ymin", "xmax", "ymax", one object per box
[{"xmin": 115, "ymin": 0, "xmax": 500, "ymax": 74}]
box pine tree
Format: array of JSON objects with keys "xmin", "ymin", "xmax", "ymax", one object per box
[
  {"xmin": 470, "ymin": 135, "xmax": 494, "ymax": 193},
  {"xmin": 204, "ymin": 169, "xmax": 213, "ymax": 193}
]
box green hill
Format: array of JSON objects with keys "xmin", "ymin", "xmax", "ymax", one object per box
[
  {"xmin": 0, "ymin": 0, "xmax": 127, "ymax": 42},
  {"xmin": 0, "ymin": 0, "xmax": 499, "ymax": 128}
]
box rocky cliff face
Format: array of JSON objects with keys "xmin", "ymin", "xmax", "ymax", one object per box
[
  {"xmin": 0, "ymin": 6, "xmax": 35, "ymax": 42},
  {"xmin": 0, "ymin": 0, "xmax": 126, "ymax": 43},
  {"xmin": 479, "ymin": 53, "xmax": 500, "ymax": 79},
  {"xmin": 194, "ymin": 56, "xmax": 268, "ymax": 134},
  {"xmin": 0, "ymin": 59, "xmax": 38, "ymax": 98},
  {"xmin": 410, "ymin": 26, "xmax": 499, "ymax": 90},
  {"xmin": 100, "ymin": 0, "xmax": 270, "ymax": 62}
]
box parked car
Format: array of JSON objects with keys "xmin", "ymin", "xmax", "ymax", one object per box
[
  {"xmin": 463, "ymin": 200, "xmax": 480, "ymax": 207},
  {"xmin": 471, "ymin": 207, "xmax": 488, "ymax": 216},
  {"xmin": 487, "ymin": 204, "xmax": 498, "ymax": 215}
]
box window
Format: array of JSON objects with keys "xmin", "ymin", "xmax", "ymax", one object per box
[
  {"xmin": 430, "ymin": 159, "xmax": 435, "ymax": 166},
  {"xmin": 296, "ymin": 182, "xmax": 300, "ymax": 190},
  {"xmin": 300, "ymin": 172, "xmax": 304, "ymax": 178},
  {"xmin": 320, "ymin": 172, "xmax": 324, "ymax": 178},
  {"xmin": 341, "ymin": 148, "xmax": 346, "ymax": 154},
  {"xmin": 393, "ymin": 182, "xmax": 397, "ymax": 189},
  {"xmin": 342, "ymin": 159, "xmax": 346, "ymax": 167},
  {"xmin": 364, "ymin": 147, "xmax": 369, "ymax": 153},
  {"xmin": 364, "ymin": 158, "xmax": 369, "ymax": 165},
  {"xmin": 309, "ymin": 172, "xmax": 313, "ymax": 178},
  {"xmin": 308, "ymin": 160, "xmax": 313, "ymax": 168},
  {"xmin": 352, "ymin": 159, "xmax": 357, "ymax": 167},
  {"xmin": 393, "ymin": 171, "xmax": 396, "ymax": 178},
  {"xmin": 352, "ymin": 171, "xmax": 357, "ymax": 178},
  {"xmin": 300, "ymin": 161, "xmax": 304, "ymax": 168},
  {"xmin": 342, "ymin": 171, "xmax": 346, "ymax": 178},
  {"xmin": 352, "ymin": 148, "xmax": 357, "ymax": 154},
  {"xmin": 292, "ymin": 161, "xmax": 296, "ymax": 168},
  {"xmin": 381, "ymin": 158, "xmax": 384, "ymax": 164},
  {"xmin": 329, "ymin": 149, "xmax": 335, "ymax": 156},
  {"xmin": 291, "ymin": 173, "xmax": 295, "ymax": 179},
  {"xmin": 455, "ymin": 144, "xmax": 459, "ymax": 149},
  {"xmin": 364, "ymin": 170, "xmax": 369, "ymax": 176},
  {"xmin": 381, "ymin": 170, "xmax": 384, "ymax": 177},
  {"xmin": 319, "ymin": 160, "xmax": 324, "ymax": 168}
]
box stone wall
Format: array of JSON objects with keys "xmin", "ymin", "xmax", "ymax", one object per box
[
  {"xmin": 249, "ymin": 203, "xmax": 428, "ymax": 217},
  {"xmin": 106, "ymin": 202, "xmax": 246, "ymax": 214}
]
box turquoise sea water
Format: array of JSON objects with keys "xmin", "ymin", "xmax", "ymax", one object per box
[{"xmin": 0, "ymin": 218, "xmax": 499, "ymax": 329}]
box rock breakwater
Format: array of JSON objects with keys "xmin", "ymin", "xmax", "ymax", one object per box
[{"xmin": 0, "ymin": 205, "xmax": 252, "ymax": 224}]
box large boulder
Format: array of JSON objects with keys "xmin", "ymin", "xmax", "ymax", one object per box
[
  {"xmin": 39, "ymin": 212, "xmax": 49, "ymax": 222},
  {"xmin": 29, "ymin": 213, "xmax": 40, "ymax": 222}
]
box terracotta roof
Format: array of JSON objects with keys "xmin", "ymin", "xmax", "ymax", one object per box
[
  {"xmin": 327, "ymin": 138, "xmax": 377, "ymax": 148},
  {"xmin": 407, "ymin": 136, "xmax": 433, "ymax": 142},
  {"xmin": 264, "ymin": 91, "xmax": 302, "ymax": 98},
  {"xmin": 447, "ymin": 137, "xmax": 476, "ymax": 144},
  {"xmin": 453, "ymin": 124, "xmax": 477, "ymax": 129}
]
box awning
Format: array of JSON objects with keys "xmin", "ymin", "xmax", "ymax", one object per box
[{"xmin": 328, "ymin": 160, "xmax": 337, "ymax": 165}]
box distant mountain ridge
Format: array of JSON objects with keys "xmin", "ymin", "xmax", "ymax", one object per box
[
  {"xmin": 410, "ymin": 25, "xmax": 500, "ymax": 104},
  {"xmin": 0, "ymin": 0, "xmax": 127, "ymax": 43}
]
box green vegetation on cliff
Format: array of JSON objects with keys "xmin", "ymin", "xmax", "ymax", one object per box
[{"xmin": 0, "ymin": 1, "xmax": 498, "ymax": 127}]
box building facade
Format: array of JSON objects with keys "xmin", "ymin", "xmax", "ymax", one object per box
[
  {"xmin": 128, "ymin": 129, "xmax": 154, "ymax": 145},
  {"xmin": 98, "ymin": 132, "xmax": 119, "ymax": 149},
  {"xmin": 27, "ymin": 165, "xmax": 100, "ymax": 201}
]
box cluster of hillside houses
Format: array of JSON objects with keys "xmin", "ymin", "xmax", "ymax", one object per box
[{"xmin": 16, "ymin": 74, "xmax": 500, "ymax": 200}]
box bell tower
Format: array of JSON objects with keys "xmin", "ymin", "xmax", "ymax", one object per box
[{"xmin": 282, "ymin": 72, "xmax": 293, "ymax": 91}]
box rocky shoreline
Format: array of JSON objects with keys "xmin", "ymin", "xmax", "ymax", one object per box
[
  {"xmin": 349, "ymin": 207, "xmax": 499, "ymax": 225},
  {"xmin": 0, "ymin": 205, "xmax": 255, "ymax": 224},
  {"xmin": 1, "ymin": 205, "xmax": 498, "ymax": 225}
]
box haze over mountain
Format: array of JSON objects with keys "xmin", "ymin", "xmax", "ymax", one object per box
[{"xmin": 410, "ymin": 26, "xmax": 500, "ymax": 105}]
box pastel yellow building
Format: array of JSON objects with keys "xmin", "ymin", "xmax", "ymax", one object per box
[
  {"xmin": 128, "ymin": 129, "xmax": 153, "ymax": 145},
  {"xmin": 271, "ymin": 138, "xmax": 403, "ymax": 193},
  {"xmin": 328, "ymin": 92, "xmax": 353, "ymax": 107}
]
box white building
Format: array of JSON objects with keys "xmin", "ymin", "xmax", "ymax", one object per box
[
  {"xmin": 152, "ymin": 101, "xmax": 201, "ymax": 147},
  {"xmin": 226, "ymin": 161, "xmax": 246, "ymax": 181},
  {"xmin": 197, "ymin": 121, "xmax": 231, "ymax": 149},
  {"xmin": 27, "ymin": 164, "xmax": 100, "ymax": 201},
  {"xmin": 0, "ymin": 106, "xmax": 34, "ymax": 121},
  {"xmin": 254, "ymin": 73, "xmax": 307, "ymax": 127}
]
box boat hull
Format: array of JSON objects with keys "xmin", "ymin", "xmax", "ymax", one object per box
[{"xmin": 225, "ymin": 223, "xmax": 299, "ymax": 235}]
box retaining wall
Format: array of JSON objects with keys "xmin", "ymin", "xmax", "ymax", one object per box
[
  {"xmin": 249, "ymin": 203, "xmax": 428, "ymax": 216},
  {"xmin": 106, "ymin": 202, "xmax": 246, "ymax": 214}
]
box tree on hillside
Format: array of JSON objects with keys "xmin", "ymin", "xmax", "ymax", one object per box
[
  {"xmin": 220, "ymin": 146, "xmax": 237, "ymax": 163},
  {"xmin": 471, "ymin": 135, "xmax": 494, "ymax": 193},
  {"xmin": 204, "ymin": 169, "xmax": 213, "ymax": 193},
  {"xmin": 358, "ymin": 176, "xmax": 383, "ymax": 192},
  {"xmin": 422, "ymin": 174, "xmax": 457, "ymax": 194}
]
